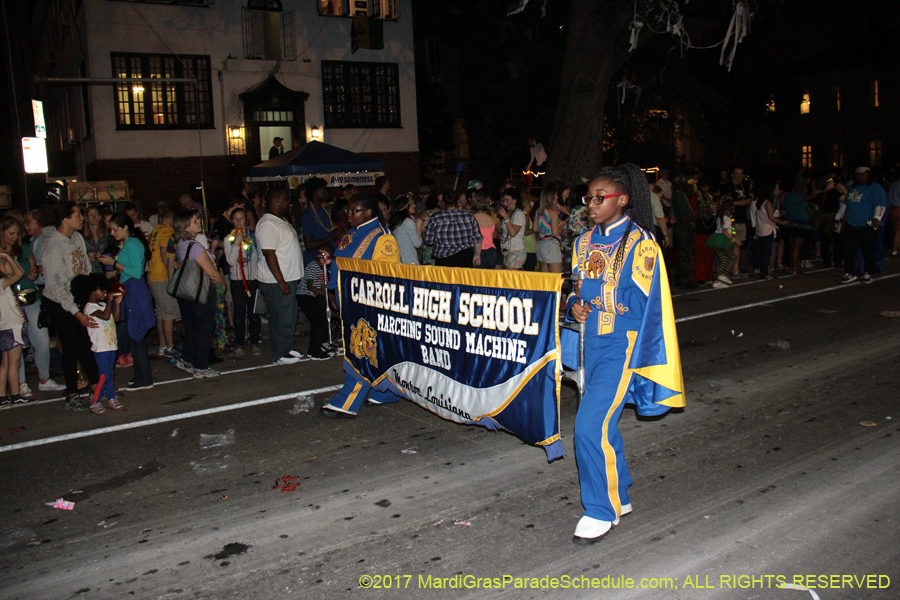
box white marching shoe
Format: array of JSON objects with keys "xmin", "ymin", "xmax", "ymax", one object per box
[{"xmin": 572, "ymin": 515, "xmax": 620, "ymax": 545}]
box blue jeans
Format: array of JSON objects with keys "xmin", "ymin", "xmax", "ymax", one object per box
[
  {"xmin": 230, "ymin": 279, "xmax": 261, "ymax": 347},
  {"xmin": 259, "ymin": 280, "xmax": 298, "ymax": 362}
]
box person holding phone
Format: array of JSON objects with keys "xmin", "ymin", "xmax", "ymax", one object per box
[{"xmin": 224, "ymin": 207, "xmax": 260, "ymax": 357}]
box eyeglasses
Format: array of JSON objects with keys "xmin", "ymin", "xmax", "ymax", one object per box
[
  {"xmin": 582, "ymin": 193, "xmax": 625, "ymax": 206},
  {"xmin": 346, "ymin": 208, "xmax": 367, "ymax": 214}
]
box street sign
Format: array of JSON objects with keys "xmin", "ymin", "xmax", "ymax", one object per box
[
  {"xmin": 32, "ymin": 100, "xmax": 46, "ymax": 139},
  {"xmin": 22, "ymin": 138, "xmax": 48, "ymax": 174}
]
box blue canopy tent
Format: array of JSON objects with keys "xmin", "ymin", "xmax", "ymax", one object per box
[{"xmin": 248, "ymin": 141, "xmax": 385, "ymax": 187}]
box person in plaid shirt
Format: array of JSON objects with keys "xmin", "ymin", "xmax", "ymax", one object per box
[{"xmin": 422, "ymin": 193, "xmax": 483, "ymax": 267}]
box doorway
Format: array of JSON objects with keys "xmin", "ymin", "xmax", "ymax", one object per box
[{"xmin": 260, "ymin": 125, "xmax": 293, "ymax": 160}]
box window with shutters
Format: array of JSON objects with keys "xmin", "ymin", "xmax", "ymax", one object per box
[
  {"xmin": 111, "ymin": 52, "xmax": 213, "ymax": 130},
  {"xmin": 242, "ymin": 0, "xmax": 295, "ymax": 60}
]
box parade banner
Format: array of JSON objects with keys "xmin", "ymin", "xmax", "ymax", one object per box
[{"xmin": 336, "ymin": 258, "xmax": 563, "ymax": 459}]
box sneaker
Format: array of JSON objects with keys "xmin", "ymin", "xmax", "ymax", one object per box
[
  {"xmin": 156, "ymin": 347, "xmax": 169, "ymax": 359},
  {"xmin": 712, "ymin": 281, "xmax": 728, "ymax": 289},
  {"xmin": 860, "ymin": 273, "xmax": 873, "ymax": 284},
  {"xmin": 10, "ymin": 394, "xmax": 28, "ymax": 404},
  {"xmin": 65, "ymin": 396, "xmax": 91, "ymax": 411},
  {"xmin": 232, "ymin": 347, "xmax": 245, "ymax": 358},
  {"xmin": 38, "ymin": 379, "xmax": 66, "ymax": 392},
  {"xmin": 116, "ymin": 354, "xmax": 134, "ymax": 368},
  {"xmin": 0, "ymin": 396, "xmax": 11, "ymax": 406},
  {"xmin": 193, "ymin": 368, "xmax": 221, "ymax": 379},
  {"xmin": 251, "ymin": 345, "xmax": 261, "ymax": 356},
  {"xmin": 124, "ymin": 382, "xmax": 154, "ymax": 392},
  {"xmin": 840, "ymin": 273, "xmax": 857, "ymax": 284},
  {"xmin": 18, "ymin": 383, "xmax": 33, "ymax": 399},
  {"xmin": 716, "ymin": 274, "xmax": 733, "ymax": 285},
  {"xmin": 90, "ymin": 402, "xmax": 106, "ymax": 415},
  {"xmin": 274, "ymin": 356, "xmax": 301, "ymax": 366},
  {"xmin": 287, "ymin": 350, "xmax": 304, "ymax": 359},
  {"xmin": 308, "ymin": 352, "xmax": 330, "ymax": 361},
  {"xmin": 102, "ymin": 396, "xmax": 123, "ymax": 410},
  {"xmin": 174, "ymin": 359, "xmax": 194, "ymax": 374},
  {"xmin": 572, "ymin": 515, "xmax": 619, "ymax": 545}
]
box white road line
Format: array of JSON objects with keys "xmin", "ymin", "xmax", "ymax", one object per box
[
  {"xmin": 671, "ymin": 267, "xmax": 833, "ymax": 298},
  {"xmin": 1, "ymin": 354, "xmax": 329, "ymax": 410},
  {"xmin": 675, "ymin": 273, "xmax": 900, "ymax": 323},
  {"xmin": 0, "ymin": 384, "xmax": 343, "ymax": 454},
  {"xmin": 5, "ymin": 271, "xmax": 897, "ymax": 452}
]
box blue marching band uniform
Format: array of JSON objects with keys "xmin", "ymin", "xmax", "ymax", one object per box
[
  {"xmin": 562, "ymin": 215, "xmax": 685, "ymax": 527},
  {"xmin": 324, "ymin": 217, "xmax": 401, "ymax": 416}
]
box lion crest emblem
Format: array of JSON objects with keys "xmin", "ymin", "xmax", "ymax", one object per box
[
  {"xmin": 584, "ymin": 249, "xmax": 606, "ymax": 278},
  {"xmin": 349, "ymin": 318, "xmax": 378, "ymax": 367},
  {"xmin": 643, "ymin": 255, "xmax": 655, "ymax": 272},
  {"xmin": 338, "ymin": 232, "xmax": 352, "ymax": 251}
]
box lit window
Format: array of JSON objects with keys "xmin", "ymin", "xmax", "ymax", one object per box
[
  {"xmin": 111, "ymin": 53, "xmax": 213, "ymax": 130},
  {"xmin": 765, "ymin": 97, "xmax": 775, "ymax": 113},
  {"xmin": 801, "ymin": 145, "xmax": 812, "ymax": 168},
  {"xmin": 800, "ymin": 92, "xmax": 810, "ymax": 114},
  {"xmin": 831, "ymin": 84, "xmax": 840, "ymax": 110},
  {"xmin": 321, "ymin": 61, "xmax": 400, "ymax": 128},
  {"xmin": 832, "ymin": 143, "xmax": 843, "ymax": 168},
  {"xmin": 870, "ymin": 141, "xmax": 882, "ymax": 166},
  {"xmin": 318, "ymin": 0, "xmax": 400, "ymax": 19},
  {"xmin": 869, "ymin": 80, "xmax": 880, "ymax": 107}
]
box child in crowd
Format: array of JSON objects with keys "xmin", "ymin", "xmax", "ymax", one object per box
[
  {"xmin": 296, "ymin": 243, "xmax": 335, "ymax": 359},
  {"xmin": 709, "ymin": 201, "xmax": 740, "ymax": 289},
  {"xmin": 0, "ymin": 250, "xmax": 27, "ymax": 404},
  {"xmin": 72, "ymin": 273, "xmax": 123, "ymax": 414}
]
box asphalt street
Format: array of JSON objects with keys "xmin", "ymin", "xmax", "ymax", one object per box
[{"xmin": 0, "ymin": 265, "xmax": 898, "ymax": 600}]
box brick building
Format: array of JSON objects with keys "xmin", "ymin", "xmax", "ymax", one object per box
[{"xmin": 32, "ymin": 0, "xmax": 420, "ymax": 211}]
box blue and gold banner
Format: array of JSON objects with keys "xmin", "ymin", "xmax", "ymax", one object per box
[{"xmin": 336, "ymin": 258, "xmax": 563, "ymax": 459}]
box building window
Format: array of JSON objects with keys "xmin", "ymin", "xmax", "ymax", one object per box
[
  {"xmin": 830, "ymin": 84, "xmax": 840, "ymax": 110},
  {"xmin": 832, "ymin": 143, "xmax": 843, "ymax": 168},
  {"xmin": 243, "ymin": 1, "xmax": 295, "ymax": 60},
  {"xmin": 869, "ymin": 80, "xmax": 880, "ymax": 107},
  {"xmin": 111, "ymin": 53, "xmax": 213, "ymax": 130},
  {"xmin": 322, "ymin": 61, "xmax": 400, "ymax": 128},
  {"xmin": 318, "ymin": 0, "xmax": 400, "ymax": 19},
  {"xmin": 765, "ymin": 96, "xmax": 775, "ymax": 113},
  {"xmin": 801, "ymin": 145, "xmax": 812, "ymax": 168},
  {"xmin": 800, "ymin": 92, "xmax": 810, "ymax": 114},
  {"xmin": 870, "ymin": 141, "xmax": 882, "ymax": 167}
]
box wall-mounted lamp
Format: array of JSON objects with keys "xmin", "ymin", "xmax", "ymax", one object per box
[
  {"xmin": 311, "ymin": 126, "xmax": 321, "ymax": 140},
  {"xmin": 229, "ymin": 126, "xmax": 243, "ymax": 139}
]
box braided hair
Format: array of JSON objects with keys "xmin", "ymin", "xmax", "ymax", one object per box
[{"xmin": 593, "ymin": 163, "xmax": 656, "ymax": 273}]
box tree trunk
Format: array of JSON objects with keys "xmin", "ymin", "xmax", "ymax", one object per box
[{"xmin": 546, "ymin": 0, "xmax": 638, "ymax": 183}]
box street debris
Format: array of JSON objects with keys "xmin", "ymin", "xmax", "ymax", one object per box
[
  {"xmin": 46, "ymin": 498, "xmax": 75, "ymax": 510},
  {"xmin": 273, "ymin": 476, "xmax": 301, "ymax": 492},
  {"xmin": 880, "ymin": 311, "xmax": 900, "ymax": 318},
  {"xmin": 199, "ymin": 429, "xmax": 236, "ymax": 449},
  {"xmin": 190, "ymin": 454, "xmax": 237, "ymax": 474},
  {"xmin": 816, "ymin": 309, "xmax": 838, "ymax": 314},
  {"xmin": 97, "ymin": 520, "xmax": 117, "ymax": 529},
  {"xmin": 0, "ymin": 426, "xmax": 25, "ymax": 440},
  {"xmin": 860, "ymin": 421, "xmax": 877, "ymax": 427},
  {"xmin": 731, "ymin": 330, "xmax": 743, "ymax": 337},
  {"xmin": 453, "ymin": 520, "xmax": 471, "ymax": 526},
  {"xmin": 768, "ymin": 340, "xmax": 790, "ymax": 350},
  {"xmin": 287, "ymin": 395, "xmax": 315, "ymax": 415},
  {"xmin": 401, "ymin": 447, "xmax": 418, "ymax": 455},
  {"xmin": 170, "ymin": 428, "xmax": 178, "ymax": 437}
]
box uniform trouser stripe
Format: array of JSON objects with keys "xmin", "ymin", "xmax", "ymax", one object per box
[
  {"xmin": 341, "ymin": 382, "xmax": 364, "ymax": 412},
  {"xmin": 599, "ymin": 331, "xmax": 637, "ymax": 517}
]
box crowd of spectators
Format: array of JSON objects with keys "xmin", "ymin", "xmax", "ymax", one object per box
[{"xmin": 2, "ymin": 159, "xmax": 896, "ymax": 411}]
